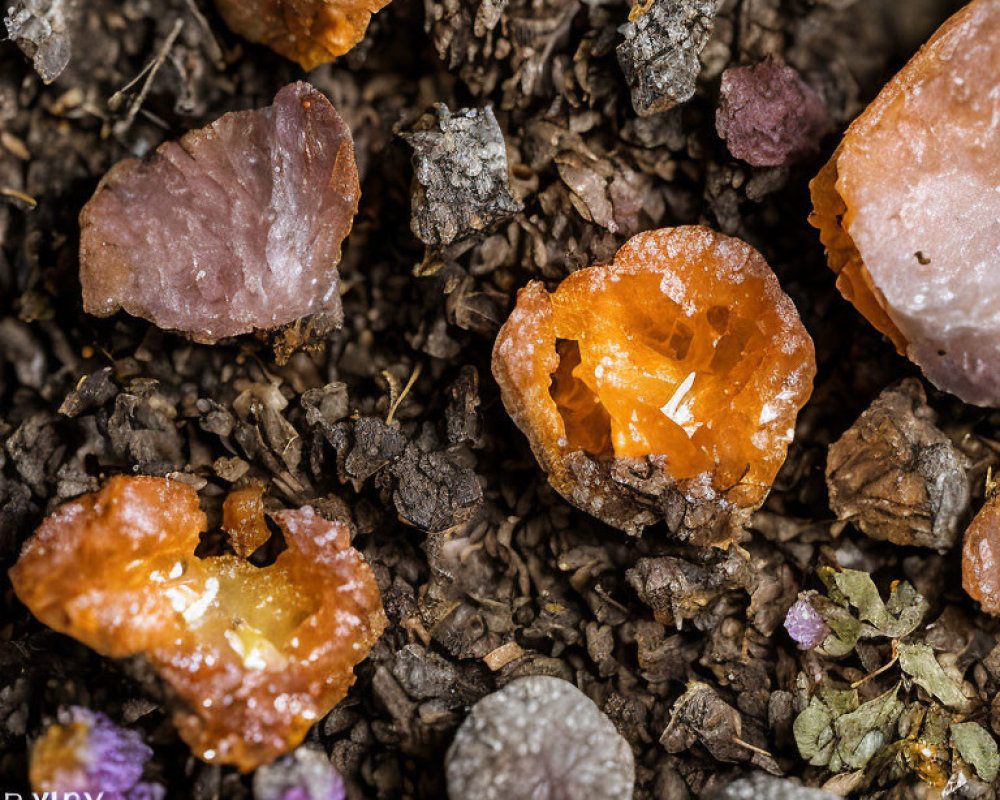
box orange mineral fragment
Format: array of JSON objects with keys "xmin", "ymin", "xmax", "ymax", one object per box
[
  {"xmin": 214, "ymin": 0, "xmax": 393, "ymax": 70},
  {"xmin": 9, "ymin": 476, "xmax": 387, "ymax": 771},
  {"xmin": 810, "ymin": 0, "xmax": 1000, "ymax": 406},
  {"xmin": 492, "ymin": 226, "xmax": 816, "ymax": 544},
  {"xmin": 962, "ymin": 494, "xmax": 1000, "ymax": 615}
]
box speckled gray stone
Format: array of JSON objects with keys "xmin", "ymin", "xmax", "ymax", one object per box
[
  {"xmin": 446, "ymin": 676, "xmax": 634, "ymax": 800},
  {"xmin": 713, "ymin": 773, "xmax": 838, "ymax": 800},
  {"xmin": 617, "ymin": 0, "xmax": 716, "ymax": 116},
  {"xmin": 401, "ymin": 104, "xmax": 523, "ymax": 247}
]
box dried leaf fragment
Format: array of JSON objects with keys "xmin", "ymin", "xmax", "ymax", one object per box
[
  {"xmin": 793, "ymin": 681, "xmax": 903, "ymax": 772},
  {"xmin": 896, "ymin": 643, "xmax": 972, "ymax": 712},
  {"xmin": 809, "ymin": 0, "xmax": 1000, "ymax": 405},
  {"xmin": 214, "ymin": 0, "xmax": 393, "ymax": 70},
  {"xmin": 79, "ymin": 82, "xmax": 359, "ymax": 342},
  {"xmin": 826, "ymin": 379, "xmax": 970, "ymax": 550},
  {"xmin": 951, "ymin": 722, "xmax": 1000, "ymax": 784},
  {"xmin": 9, "ymin": 475, "xmax": 387, "ymax": 771},
  {"xmin": 492, "ymin": 226, "xmax": 815, "ymax": 543}
]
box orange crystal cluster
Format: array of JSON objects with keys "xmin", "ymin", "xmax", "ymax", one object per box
[
  {"xmin": 9, "ymin": 476, "xmax": 387, "ymax": 771},
  {"xmin": 810, "ymin": 0, "xmax": 1000, "ymax": 405},
  {"xmin": 492, "ymin": 226, "xmax": 816, "ymax": 541},
  {"xmin": 215, "ymin": 0, "xmax": 394, "ymax": 70},
  {"xmin": 963, "ymin": 495, "xmax": 1000, "ymax": 616}
]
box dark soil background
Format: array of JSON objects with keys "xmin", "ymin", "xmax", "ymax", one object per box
[{"xmin": 2, "ymin": 0, "xmax": 998, "ymax": 798}]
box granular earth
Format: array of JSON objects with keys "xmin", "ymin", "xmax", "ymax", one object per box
[{"xmin": 3, "ymin": 1, "xmax": 997, "ymax": 798}]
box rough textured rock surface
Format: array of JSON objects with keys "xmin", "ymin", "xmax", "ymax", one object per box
[
  {"xmin": 716, "ymin": 57, "xmax": 831, "ymax": 167},
  {"xmin": 616, "ymin": 0, "xmax": 716, "ymax": 117},
  {"xmin": 712, "ymin": 773, "xmax": 838, "ymax": 800},
  {"xmin": 79, "ymin": 82, "xmax": 359, "ymax": 342},
  {"xmin": 963, "ymin": 495, "xmax": 1000, "ymax": 615},
  {"xmin": 810, "ymin": 0, "xmax": 1000, "ymax": 405},
  {"xmin": 401, "ymin": 104, "xmax": 522, "ymax": 247},
  {"xmin": 9, "ymin": 476, "xmax": 386, "ymax": 772},
  {"xmin": 4, "ymin": 0, "xmax": 74, "ymax": 83},
  {"xmin": 445, "ymin": 676, "xmax": 634, "ymax": 800},
  {"xmin": 492, "ymin": 226, "xmax": 815, "ymax": 544},
  {"xmin": 214, "ymin": 0, "xmax": 394, "ymax": 70},
  {"xmin": 826, "ymin": 379, "xmax": 970, "ymax": 549}
]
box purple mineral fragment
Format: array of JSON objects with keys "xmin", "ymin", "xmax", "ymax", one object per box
[
  {"xmin": 253, "ymin": 746, "xmax": 346, "ymax": 800},
  {"xmin": 716, "ymin": 56, "xmax": 831, "ymax": 167},
  {"xmin": 784, "ymin": 594, "xmax": 830, "ymax": 650},
  {"xmin": 79, "ymin": 82, "xmax": 360, "ymax": 342},
  {"xmin": 29, "ymin": 706, "xmax": 162, "ymax": 800}
]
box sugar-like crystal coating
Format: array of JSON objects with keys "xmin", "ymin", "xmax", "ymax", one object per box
[
  {"xmin": 492, "ymin": 226, "xmax": 816, "ymax": 538},
  {"xmin": 30, "ymin": 706, "xmax": 161, "ymax": 799},
  {"xmin": 214, "ymin": 0, "xmax": 393, "ymax": 71},
  {"xmin": 962, "ymin": 495, "xmax": 1000, "ymax": 615},
  {"xmin": 79, "ymin": 82, "xmax": 359, "ymax": 342},
  {"xmin": 445, "ymin": 676, "xmax": 634, "ymax": 800},
  {"xmin": 783, "ymin": 595, "xmax": 829, "ymax": 650},
  {"xmin": 810, "ymin": 0, "xmax": 1000, "ymax": 405},
  {"xmin": 9, "ymin": 476, "xmax": 387, "ymax": 772}
]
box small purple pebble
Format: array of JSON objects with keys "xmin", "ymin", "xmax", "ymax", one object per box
[
  {"xmin": 253, "ymin": 747, "xmax": 346, "ymax": 800},
  {"xmin": 30, "ymin": 706, "xmax": 161, "ymax": 799},
  {"xmin": 716, "ymin": 56, "xmax": 831, "ymax": 167},
  {"xmin": 784, "ymin": 594, "xmax": 830, "ymax": 650}
]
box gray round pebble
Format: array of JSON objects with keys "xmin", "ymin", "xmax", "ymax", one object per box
[
  {"xmin": 446, "ymin": 675, "xmax": 634, "ymax": 800},
  {"xmin": 713, "ymin": 773, "xmax": 838, "ymax": 800}
]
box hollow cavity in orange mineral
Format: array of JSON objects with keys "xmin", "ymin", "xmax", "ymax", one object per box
[
  {"xmin": 214, "ymin": 0, "xmax": 393, "ymax": 70},
  {"xmin": 492, "ymin": 226, "xmax": 815, "ymax": 537},
  {"xmin": 809, "ymin": 0, "xmax": 1000, "ymax": 406},
  {"xmin": 963, "ymin": 495, "xmax": 1000, "ymax": 615},
  {"xmin": 8, "ymin": 476, "xmax": 387, "ymax": 771}
]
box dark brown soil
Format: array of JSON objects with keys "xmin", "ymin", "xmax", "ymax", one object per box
[{"xmin": 2, "ymin": 1, "xmax": 997, "ymax": 798}]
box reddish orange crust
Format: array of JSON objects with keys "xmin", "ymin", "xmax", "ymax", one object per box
[
  {"xmin": 214, "ymin": 0, "xmax": 393, "ymax": 70},
  {"xmin": 222, "ymin": 481, "xmax": 270, "ymax": 557},
  {"xmin": 492, "ymin": 226, "xmax": 816, "ymax": 540},
  {"xmin": 9, "ymin": 476, "xmax": 387, "ymax": 771},
  {"xmin": 808, "ymin": 0, "xmax": 992, "ymax": 354},
  {"xmin": 963, "ymin": 496, "xmax": 1000, "ymax": 615}
]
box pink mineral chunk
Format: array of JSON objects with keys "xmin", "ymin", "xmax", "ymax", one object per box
[
  {"xmin": 716, "ymin": 56, "xmax": 831, "ymax": 168},
  {"xmin": 79, "ymin": 82, "xmax": 360, "ymax": 342}
]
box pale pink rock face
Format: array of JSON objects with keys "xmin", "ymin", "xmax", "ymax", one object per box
[
  {"xmin": 80, "ymin": 82, "xmax": 359, "ymax": 342},
  {"xmin": 826, "ymin": 0, "xmax": 1000, "ymax": 405}
]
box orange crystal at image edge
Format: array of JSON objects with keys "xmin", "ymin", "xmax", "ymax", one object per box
[
  {"xmin": 809, "ymin": 0, "xmax": 1000, "ymax": 405},
  {"xmin": 963, "ymin": 496, "xmax": 1000, "ymax": 616},
  {"xmin": 8, "ymin": 475, "xmax": 387, "ymax": 771},
  {"xmin": 492, "ymin": 226, "xmax": 816, "ymax": 537},
  {"xmin": 214, "ymin": 0, "xmax": 394, "ymax": 71}
]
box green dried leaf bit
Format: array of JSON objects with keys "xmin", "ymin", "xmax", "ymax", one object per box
[
  {"xmin": 896, "ymin": 643, "xmax": 972, "ymax": 712},
  {"xmin": 812, "ymin": 568, "xmax": 928, "ymax": 656},
  {"xmin": 951, "ymin": 722, "xmax": 1000, "ymax": 783},
  {"xmin": 793, "ymin": 681, "xmax": 904, "ymax": 772}
]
